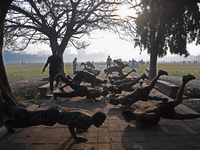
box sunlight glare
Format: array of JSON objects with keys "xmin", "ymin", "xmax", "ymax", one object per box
[{"xmin": 116, "ymin": 5, "xmax": 130, "ymax": 19}]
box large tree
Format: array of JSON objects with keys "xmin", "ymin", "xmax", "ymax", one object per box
[
  {"xmin": 0, "ymin": 0, "xmax": 128, "ymax": 107},
  {"xmin": 4, "ymin": 0, "xmax": 124, "ymax": 60},
  {"xmin": 0, "ymin": 0, "xmax": 24, "ymax": 107},
  {"xmin": 134, "ymin": 0, "xmax": 200, "ymax": 79}
]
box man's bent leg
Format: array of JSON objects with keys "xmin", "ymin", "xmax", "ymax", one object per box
[
  {"xmin": 148, "ymin": 70, "xmax": 168, "ymax": 91},
  {"xmin": 56, "ymin": 75, "xmax": 81, "ymax": 91},
  {"xmin": 4, "ymin": 109, "xmax": 59, "ymax": 133},
  {"xmin": 172, "ymin": 74, "xmax": 195, "ymax": 108},
  {"xmin": 175, "ymin": 112, "xmax": 200, "ymax": 120},
  {"xmin": 53, "ymin": 87, "xmax": 87, "ymax": 100}
]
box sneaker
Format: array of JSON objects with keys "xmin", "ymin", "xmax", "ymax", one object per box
[
  {"xmin": 3, "ymin": 119, "xmax": 15, "ymax": 133},
  {"xmin": 158, "ymin": 70, "xmax": 168, "ymax": 76},
  {"xmin": 182, "ymin": 74, "xmax": 195, "ymax": 83},
  {"xmin": 53, "ymin": 93, "xmax": 58, "ymax": 100},
  {"xmin": 141, "ymin": 73, "xmax": 149, "ymax": 80}
]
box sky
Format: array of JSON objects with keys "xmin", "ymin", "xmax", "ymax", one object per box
[
  {"xmin": 9, "ymin": 30, "xmax": 200, "ymax": 63},
  {"xmin": 4, "ymin": 4, "xmax": 200, "ymax": 63}
]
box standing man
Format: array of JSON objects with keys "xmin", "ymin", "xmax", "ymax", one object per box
[
  {"xmin": 106, "ymin": 55, "xmax": 112, "ymax": 69},
  {"xmin": 73, "ymin": 58, "xmax": 77, "ymax": 75},
  {"xmin": 42, "ymin": 50, "xmax": 62, "ymax": 94}
]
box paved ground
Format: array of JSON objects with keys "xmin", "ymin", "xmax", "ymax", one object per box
[{"xmin": 1, "ymin": 69, "xmax": 200, "ymax": 150}]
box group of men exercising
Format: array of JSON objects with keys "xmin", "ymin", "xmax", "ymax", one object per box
[{"xmin": 1, "ymin": 60, "xmax": 200, "ymax": 142}]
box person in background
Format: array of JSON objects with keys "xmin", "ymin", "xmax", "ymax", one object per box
[
  {"xmin": 42, "ymin": 50, "xmax": 62, "ymax": 94},
  {"xmin": 106, "ymin": 55, "xmax": 112, "ymax": 69},
  {"xmin": 73, "ymin": 58, "xmax": 78, "ymax": 75}
]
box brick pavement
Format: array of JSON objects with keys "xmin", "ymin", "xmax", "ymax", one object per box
[
  {"xmin": 1, "ymin": 67, "xmax": 200, "ymax": 150},
  {"xmin": 1, "ymin": 85, "xmax": 200, "ymax": 150}
]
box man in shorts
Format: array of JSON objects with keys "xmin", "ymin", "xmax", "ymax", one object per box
[
  {"xmin": 53, "ymin": 74, "xmax": 108, "ymax": 100},
  {"xmin": 0, "ymin": 100, "xmax": 106, "ymax": 142},
  {"xmin": 122, "ymin": 74, "xmax": 199, "ymax": 128},
  {"xmin": 109, "ymin": 70, "xmax": 169, "ymax": 108}
]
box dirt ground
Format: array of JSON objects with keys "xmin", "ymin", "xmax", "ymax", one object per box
[{"xmin": 9, "ymin": 65, "xmax": 200, "ymax": 113}]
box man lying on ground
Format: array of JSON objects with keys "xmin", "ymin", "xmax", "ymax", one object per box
[
  {"xmin": 104, "ymin": 73, "xmax": 148, "ymax": 94},
  {"xmin": 58, "ymin": 71, "xmax": 107, "ymax": 92},
  {"xmin": 104, "ymin": 64, "xmax": 128, "ymax": 78},
  {"xmin": 109, "ymin": 70, "xmax": 169, "ymax": 108},
  {"xmin": 113, "ymin": 59, "xmax": 126, "ymax": 68},
  {"xmin": 108, "ymin": 68, "xmax": 136, "ymax": 81},
  {"xmin": 72, "ymin": 70, "xmax": 97, "ymax": 87},
  {"xmin": 81, "ymin": 62, "xmax": 100, "ymax": 76},
  {"xmin": 109, "ymin": 77, "xmax": 136, "ymax": 86},
  {"xmin": 122, "ymin": 74, "xmax": 198, "ymax": 128},
  {"xmin": 0, "ymin": 101, "xmax": 106, "ymax": 142},
  {"xmin": 53, "ymin": 74, "xmax": 108, "ymax": 100}
]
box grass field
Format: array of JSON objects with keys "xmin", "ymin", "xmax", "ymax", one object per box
[
  {"xmin": 120, "ymin": 62, "xmax": 200, "ymax": 79},
  {"xmin": 5, "ymin": 63, "xmax": 80, "ymax": 83},
  {"xmin": 5, "ymin": 62, "xmax": 200, "ymax": 83}
]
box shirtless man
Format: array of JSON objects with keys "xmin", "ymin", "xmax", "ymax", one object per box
[
  {"xmin": 69, "ymin": 70, "xmax": 97, "ymax": 88},
  {"xmin": 81, "ymin": 62, "xmax": 100, "ymax": 76},
  {"xmin": 113, "ymin": 59, "xmax": 126, "ymax": 67},
  {"xmin": 109, "ymin": 70, "xmax": 169, "ymax": 108},
  {"xmin": 0, "ymin": 101, "xmax": 106, "ymax": 142},
  {"xmin": 108, "ymin": 68, "xmax": 136, "ymax": 81},
  {"xmin": 104, "ymin": 73, "xmax": 148, "ymax": 94},
  {"xmin": 53, "ymin": 74, "xmax": 108, "ymax": 100},
  {"xmin": 122, "ymin": 74, "xmax": 199, "ymax": 128},
  {"xmin": 104, "ymin": 64, "xmax": 128, "ymax": 77}
]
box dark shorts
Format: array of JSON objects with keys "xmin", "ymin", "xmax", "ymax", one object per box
[
  {"xmin": 135, "ymin": 87, "xmax": 150, "ymax": 101},
  {"xmin": 156, "ymin": 102, "xmax": 176, "ymax": 119}
]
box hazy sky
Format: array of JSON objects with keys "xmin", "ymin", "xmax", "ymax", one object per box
[
  {"xmin": 18, "ymin": 31, "xmax": 200, "ymax": 63},
  {"xmin": 5, "ymin": 4, "xmax": 200, "ymax": 63}
]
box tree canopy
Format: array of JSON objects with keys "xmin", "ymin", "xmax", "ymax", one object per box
[
  {"xmin": 133, "ymin": 0, "xmax": 200, "ymax": 79},
  {"xmin": 4, "ymin": 0, "xmax": 125, "ymax": 58}
]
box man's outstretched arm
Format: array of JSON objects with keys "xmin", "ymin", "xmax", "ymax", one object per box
[{"xmin": 67, "ymin": 120, "xmax": 88, "ymax": 142}]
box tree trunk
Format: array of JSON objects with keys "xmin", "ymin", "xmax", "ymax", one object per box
[
  {"xmin": 148, "ymin": 0, "xmax": 158, "ymax": 80},
  {"xmin": 0, "ymin": 0, "xmax": 25, "ymax": 107},
  {"xmin": 149, "ymin": 49, "xmax": 157, "ymax": 80}
]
